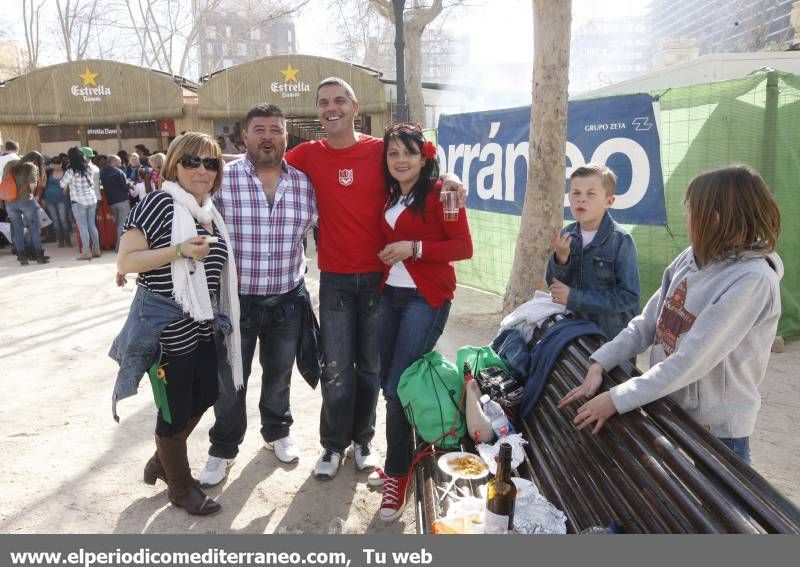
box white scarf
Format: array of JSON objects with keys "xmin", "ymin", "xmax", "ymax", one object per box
[{"xmin": 161, "ymin": 180, "xmax": 243, "ymax": 390}]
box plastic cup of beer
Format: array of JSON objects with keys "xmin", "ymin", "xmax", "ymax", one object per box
[{"xmin": 442, "ymin": 190, "xmax": 459, "ymax": 221}]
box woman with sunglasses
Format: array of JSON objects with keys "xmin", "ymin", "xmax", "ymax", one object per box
[
  {"xmin": 113, "ymin": 132, "xmax": 242, "ymax": 517},
  {"xmin": 375, "ymin": 123, "xmax": 472, "ymax": 522}
]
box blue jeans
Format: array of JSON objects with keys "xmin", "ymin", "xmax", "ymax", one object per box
[
  {"xmin": 379, "ymin": 286, "xmax": 451, "ymax": 476},
  {"xmin": 209, "ymin": 286, "xmax": 304, "ymax": 458},
  {"xmin": 5, "ymin": 199, "xmax": 42, "ymax": 254},
  {"xmin": 71, "ymin": 202, "xmax": 99, "ymax": 252},
  {"xmin": 46, "ymin": 201, "xmax": 70, "ymax": 242},
  {"xmin": 719, "ymin": 437, "xmax": 750, "ymax": 464},
  {"xmin": 318, "ymin": 271, "xmax": 382, "ymax": 455}
]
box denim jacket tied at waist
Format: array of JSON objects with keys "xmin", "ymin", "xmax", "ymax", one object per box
[{"xmin": 108, "ymin": 286, "xmax": 234, "ymax": 422}]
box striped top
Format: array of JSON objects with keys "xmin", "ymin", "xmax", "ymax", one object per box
[
  {"xmin": 60, "ymin": 168, "xmax": 98, "ymax": 206},
  {"xmin": 124, "ymin": 191, "xmax": 228, "ymax": 356}
]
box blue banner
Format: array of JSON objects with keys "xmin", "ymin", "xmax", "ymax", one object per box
[{"xmin": 437, "ymin": 94, "xmax": 667, "ymax": 225}]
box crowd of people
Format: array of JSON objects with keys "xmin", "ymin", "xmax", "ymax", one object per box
[
  {"xmin": 0, "ymin": 140, "xmax": 166, "ymax": 263},
  {"xmin": 5, "ymin": 74, "xmax": 784, "ymax": 526}
]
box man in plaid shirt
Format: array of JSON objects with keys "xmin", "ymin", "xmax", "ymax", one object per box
[{"xmin": 199, "ymin": 104, "xmax": 317, "ymax": 487}]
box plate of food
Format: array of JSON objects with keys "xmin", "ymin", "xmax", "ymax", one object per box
[{"xmin": 437, "ymin": 452, "xmax": 490, "ymax": 479}]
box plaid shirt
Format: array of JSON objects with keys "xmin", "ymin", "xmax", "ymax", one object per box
[
  {"xmin": 60, "ymin": 168, "xmax": 98, "ymax": 206},
  {"xmin": 215, "ymin": 157, "xmax": 317, "ymax": 296}
]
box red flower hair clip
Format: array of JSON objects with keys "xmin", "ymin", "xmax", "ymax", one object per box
[{"xmin": 421, "ymin": 141, "xmax": 437, "ymax": 159}]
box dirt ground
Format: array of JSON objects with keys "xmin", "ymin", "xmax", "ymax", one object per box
[{"xmin": 0, "ymin": 244, "xmax": 797, "ymax": 534}]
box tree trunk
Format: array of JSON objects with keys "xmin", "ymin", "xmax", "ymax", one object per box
[
  {"xmin": 503, "ymin": 0, "xmax": 571, "ymax": 313},
  {"xmin": 404, "ymin": 21, "xmax": 425, "ymax": 123},
  {"xmin": 393, "ymin": 0, "xmax": 408, "ymax": 122},
  {"xmin": 369, "ymin": 0, "xmax": 442, "ymax": 126}
]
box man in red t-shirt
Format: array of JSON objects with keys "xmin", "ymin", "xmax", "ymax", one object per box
[
  {"xmin": 286, "ymin": 77, "xmax": 464, "ymax": 481},
  {"xmin": 285, "ymin": 78, "xmax": 386, "ymax": 480}
]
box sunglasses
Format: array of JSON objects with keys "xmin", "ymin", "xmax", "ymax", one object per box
[{"xmin": 179, "ymin": 154, "xmax": 220, "ymax": 171}]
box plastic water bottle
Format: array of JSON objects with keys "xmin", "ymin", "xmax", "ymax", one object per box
[{"xmin": 480, "ymin": 394, "xmax": 514, "ymax": 437}]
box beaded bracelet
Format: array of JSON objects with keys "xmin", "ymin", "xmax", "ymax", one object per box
[{"xmin": 411, "ymin": 240, "xmax": 420, "ymax": 262}]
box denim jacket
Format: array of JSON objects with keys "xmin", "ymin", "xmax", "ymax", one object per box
[
  {"xmin": 108, "ymin": 286, "xmax": 186, "ymax": 421},
  {"xmin": 545, "ymin": 211, "xmax": 640, "ymax": 340}
]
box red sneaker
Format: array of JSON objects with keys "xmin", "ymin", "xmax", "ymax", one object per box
[{"xmin": 379, "ymin": 474, "xmax": 412, "ymax": 522}]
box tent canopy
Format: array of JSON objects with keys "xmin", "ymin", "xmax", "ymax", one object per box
[
  {"xmin": 197, "ymin": 55, "xmax": 387, "ymax": 119},
  {"xmin": 0, "ymin": 60, "xmax": 189, "ymax": 125}
]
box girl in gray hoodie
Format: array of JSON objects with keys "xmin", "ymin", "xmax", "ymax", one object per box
[{"xmin": 559, "ymin": 165, "xmax": 783, "ymax": 463}]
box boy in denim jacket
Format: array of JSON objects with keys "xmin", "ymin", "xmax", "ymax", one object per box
[{"xmin": 546, "ymin": 164, "xmax": 640, "ymax": 339}]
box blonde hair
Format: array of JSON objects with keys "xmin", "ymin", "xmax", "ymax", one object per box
[
  {"xmin": 161, "ymin": 132, "xmax": 223, "ymax": 195},
  {"xmin": 570, "ymin": 163, "xmax": 617, "ymax": 196},
  {"xmin": 149, "ymin": 152, "xmax": 165, "ymax": 170},
  {"xmin": 684, "ymin": 165, "xmax": 781, "ymax": 265}
]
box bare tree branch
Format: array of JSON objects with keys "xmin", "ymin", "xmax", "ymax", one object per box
[{"xmin": 22, "ymin": 0, "xmax": 46, "ymax": 70}]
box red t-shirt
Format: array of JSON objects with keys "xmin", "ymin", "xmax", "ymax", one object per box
[{"xmin": 286, "ymin": 136, "xmax": 386, "ymax": 273}]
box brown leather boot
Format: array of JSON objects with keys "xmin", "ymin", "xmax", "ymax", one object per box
[
  {"xmin": 156, "ymin": 429, "xmax": 221, "ymax": 516},
  {"xmin": 144, "ymin": 415, "xmax": 202, "ymax": 485}
]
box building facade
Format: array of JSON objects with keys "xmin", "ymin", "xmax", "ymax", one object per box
[
  {"xmin": 649, "ymin": 0, "xmax": 795, "ymax": 55},
  {"xmin": 570, "ymin": 16, "xmax": 651, "ymax": 95},
  {"xmin": 196, "ymin": 1, "xmax": 296, "ymax": 77}
]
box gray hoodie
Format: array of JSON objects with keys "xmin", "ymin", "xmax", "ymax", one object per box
[{"xmin": 591, "ymin": 247, "xmax": 783, "ymax": 438}]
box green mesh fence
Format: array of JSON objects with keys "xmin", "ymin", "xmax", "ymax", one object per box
[{"xmin": 456, "ymin": 70, "xmax": 800, "ymax": 340}]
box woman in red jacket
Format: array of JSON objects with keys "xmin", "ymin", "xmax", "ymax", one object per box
[{"xmin": 375, "ymin": 123, "xmax": 472, "ymax": 522}]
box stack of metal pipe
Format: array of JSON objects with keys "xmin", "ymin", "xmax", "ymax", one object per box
[{"xmin": 521, "ymin": 315, "xmax": 800, "ymax": 533}]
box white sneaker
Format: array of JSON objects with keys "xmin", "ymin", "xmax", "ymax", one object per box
[
  {"xmin": 353, "ymin": 442, "xmax": 378, "ymax": 471},
  {"xmin": 367, "ymin": 467, "xmax": 386, "ymax": 487},
  {"xmin": 265, "ymin": 436, "xmax": 300, "ymax": 464},
  {"xmin": 314, "ymin": 449, "xmax": 342, "ymax": 480},
  {"xmin": 198, "ymin": 455, "xmax": 234, "ymax": 487}
]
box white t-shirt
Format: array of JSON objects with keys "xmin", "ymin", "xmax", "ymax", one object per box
[
  {"xmin": 89, "ymin": 163, "xmax": 101, "ymax": 200},
  {"xmin": 384, "ymin": 198, "xmax": 416, "ymax": 288},
  {"xmin": 0, "ymin": 152, "xmax": 21, "ymax": 175},
  {"xmin": 130, "ymin": 182, "xmax": 146, "ymax": 201},
  {"xmin": 581, "ymin": 229, "xmax": 598, "ymax": 248}
]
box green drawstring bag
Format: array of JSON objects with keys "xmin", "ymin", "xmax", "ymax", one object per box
[
  {"xmin": 397, "ymin": 351, "xmax": 466, "ymax": 450},
  {"xmin": 456, "ymin": 345, "xmax": 510, "ymax": 376}
]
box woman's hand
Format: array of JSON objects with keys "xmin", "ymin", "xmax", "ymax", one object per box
[
  {"xmin": 115, "ymin": 272, "xmax": 127, "ymax": 287},
  {"xmin": 573, "ymin": 392, "xmax": 618, "ymax": 434},
  {"xmin": 378, "ymin": 241, "xmax": 413, "ymax": 265},
  {"xmin": 440, "ymin": 174, "xmax": 467, "ymax": 207},
  {"xmin": 549, "ymin": 227, "xmax": 572, "ymax": 264},
  {"xmin": 559, "ymin": 362, "xmax": 604, "ymax": 409},
  {"xmin": 179, "ymin": 236, "xmax": 212, "ymax": 261}
]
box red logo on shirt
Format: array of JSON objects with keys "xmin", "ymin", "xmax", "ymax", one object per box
[
  {"xmin": 655, "ymin": 279, "xmax": 697, "ymax": 357},
  {"xmin": 338, "ymin": 169, "xmax": 353, "ymax": 187}
]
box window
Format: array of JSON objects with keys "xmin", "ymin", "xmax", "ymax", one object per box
[
  {"xmin": 206, "ymin": 25, "xmax": 216, "ymax": 39},
  {"xmin": 225, "ymin": 26, "xmax": 232, "ymax": 38},
  {"xmin": 250, "ymin": 28, "xmax": 261, "ymax": 40}
]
